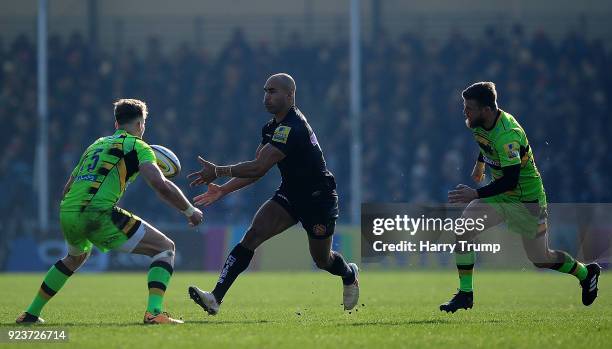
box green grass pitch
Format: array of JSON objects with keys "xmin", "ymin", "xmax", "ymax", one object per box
[{"xmin": 0, "ymin": 271, "xmax": 610, "ymax": 348}]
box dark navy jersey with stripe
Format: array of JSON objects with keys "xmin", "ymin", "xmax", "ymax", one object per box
[{"xmin": 261, "ymin": 106, "xmax": 336, "ymax": 197}]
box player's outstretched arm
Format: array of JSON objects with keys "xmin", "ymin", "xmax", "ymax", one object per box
[
  {"xmin": 192, "ymin": 179, "xmax": 256, "ymax": 207},
  {"xmin": 140, "ymin": 162, "xmax": 203, "ymax": 227},
  {"xmin": 188, "ymin": 143, "xmax": 283, "ymax": 185},
  {"xmin": 226, "ymin": 144, "xmax": 284, "ymax": 178},
  {"xmin": 201, "ymin": 144, "xmax": 284, "ymax": 182},
  {"xmin": 191, "ymin": 144, "xmax": 264, "ymax": 206}
]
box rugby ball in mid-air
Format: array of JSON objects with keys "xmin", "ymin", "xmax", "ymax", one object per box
[{"xmin": 151, "ymin": 144, "xmax": 181, "ymax": 178}]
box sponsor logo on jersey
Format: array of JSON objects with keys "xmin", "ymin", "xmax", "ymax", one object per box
[
  {"xmin": 75, "ymin": 174, "xmax": 98, "ymax": 182},
  {"xmin": 272, "ymin": 126, "xmax": 291, "ymax": 144},
  {"xmin": 504, "ymin": 142, "xmax": 520, "ymax": 159},
  {"xmin": 482, "ymin": 156, "xmax": 501, "ymax": 167}
]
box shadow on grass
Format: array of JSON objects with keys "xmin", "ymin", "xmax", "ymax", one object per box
[
  {"xmin": 0, "ymin": 322, "xmax": 150, "ymax": 328},
  {"xmin": 341, "ymin": 318, "xmax": 507, "ymax": 327},
  {"xmin": 186, "ymin": 319, "xmax": 274, "ymax": 325},
  {"xmin": 1, "ymin": 318, "xmax": 511, "ymax": 328},
  {"xmin": 0, "ymin": 319, "xmax": 274, "ymax": 328}
]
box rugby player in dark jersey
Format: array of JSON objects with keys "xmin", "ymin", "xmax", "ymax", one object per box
[{"xmin": 187, "ymin": 73, "xmax": 359, "ymax": 315}]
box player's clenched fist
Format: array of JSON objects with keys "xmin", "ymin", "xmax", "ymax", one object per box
[
  {"xmin": 186, "ymin": 207, "xmax": 204, "ymax": 227},
  {"xmin": 448, "ymin": 184, "xmax": 478, "ymax": 203}
]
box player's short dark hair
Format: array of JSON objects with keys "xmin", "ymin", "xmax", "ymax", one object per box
[
  {"xmin": 462, "ymin": 82, "xmax": 497, "ymax": 110},
  {"xmin": 113, "ymin": 99, "xmax": 148, "ymax": 125}
]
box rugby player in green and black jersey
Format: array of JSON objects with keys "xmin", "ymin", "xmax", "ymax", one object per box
[
  {"xmin": 16, "ymin": 99, "xmax": 203, "ymax": 324},
  {"xmin": 442, "ymin": 82, "xmax": 601, "ymax": 312},
  {"xmin": 186, "ymin": 73, "xmax": 359, "ymax": 315}
]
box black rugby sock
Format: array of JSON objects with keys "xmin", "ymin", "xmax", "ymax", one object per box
[
  {"xmin": 324, "ymin": 251, "xmax": 355, "ymax": 285},
  {"xmin": 212, "ymin": 243, "xmax": 254, "ymax": 302}
]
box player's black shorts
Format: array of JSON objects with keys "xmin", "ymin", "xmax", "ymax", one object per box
[{"xmin": 271, "ymin": 188, "xmax": 339, "ymax": 240}]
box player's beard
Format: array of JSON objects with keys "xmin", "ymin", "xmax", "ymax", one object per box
[{"xmin": 465, "ymin": 115, "xmax": 484, "ymax": 129}]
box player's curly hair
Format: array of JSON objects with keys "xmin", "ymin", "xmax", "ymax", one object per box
[
  {"xmin": 462, "ymin": 82, "xmax": 497, "ymax": 110},
  {"xmin": 113, "ymin": 99, "xmax": 148, "ymax": 125}
]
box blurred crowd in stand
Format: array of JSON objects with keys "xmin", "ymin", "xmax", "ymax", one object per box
[{"xmin": 1, "ymin": 24, "xmax": 610, "ymax": 239}]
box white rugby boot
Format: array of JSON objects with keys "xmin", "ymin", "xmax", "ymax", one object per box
[
  {"xmin": 343, "ymin": 263, "xmax": 360, "ymax": 311},
  {"xmin": 188, "ymin": 286, "xmax": 221, "ymax": 315}
]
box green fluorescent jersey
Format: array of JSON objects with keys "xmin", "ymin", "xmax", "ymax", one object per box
[
  {"xmin": 472, "ymin": 109, "xmax": 546, "ymax": 202},
  {"xmin": 60, "ymin": 129, "xmax": 156, "ymax": 212}
]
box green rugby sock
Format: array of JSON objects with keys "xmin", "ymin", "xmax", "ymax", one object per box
[
  {"xmin": 26, "ymin": 260, "xmax": 73, "ymax": 317},
  {"xmin": 456, "ymin": 251, "xmax": 475, "ymax": 292},
  {"xmin": 552, "ymin": 251, "xmax": 588, "ymax": 281},
  {"xmin": 147, "ymin": 261, "xmax": 173, "ymax": 315}
]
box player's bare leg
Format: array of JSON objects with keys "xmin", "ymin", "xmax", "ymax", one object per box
[
  {"xmin": 17, "ymin": 247, "xmax": 90, "ymax": 324},
  {"xmin": 131, "ymin": 222, "xmax": 183, "ymax": 324},
  {"xmin": 521, "ymin": 228, "xmax": 600, "ymax": 306},
  {"xmin": 189, "ymin": 200, "xmax": 297, "ymax": 315},
  {"xmin": 308, "ymin": 236, "xmax": 359, "ymax": 310},
  {"xmin": 441, "ymin": 199, "xmax": 503, "ymax": 313}
]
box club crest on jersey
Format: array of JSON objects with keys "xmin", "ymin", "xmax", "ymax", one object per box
[
  {"xmin": 313, "ymin": 224, "xmax": 327, "ymax": 236},
  {"xmin": 504, "ymin": 142, "xmax": 520, "ymax": 159},
  {"xmin": 272, "ymin": 126, "xmax": 291, "ymax": 144}
]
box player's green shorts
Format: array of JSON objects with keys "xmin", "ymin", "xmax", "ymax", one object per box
[
  {"xmin": 482, "ymin": 193, "xmax": 548, "ymax": 238},
  {"xmin": 59, "ymin": 207, "xmax": 145, "ymax": 254}
]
